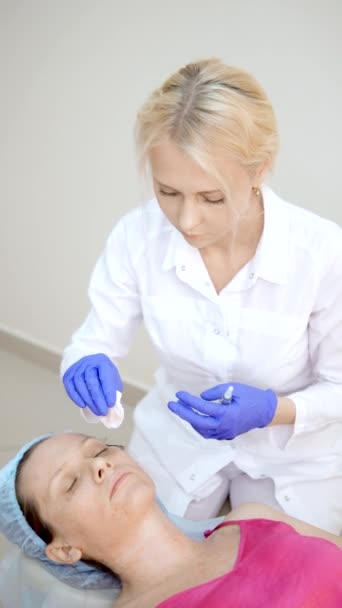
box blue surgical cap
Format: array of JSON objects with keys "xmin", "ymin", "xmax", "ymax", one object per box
[{"xmin": 0, "ymin": 434, "xmax": 119, "ymax": 590}]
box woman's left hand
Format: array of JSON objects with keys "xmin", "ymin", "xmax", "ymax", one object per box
[{"xmin": 168, "ymin": 383, "xmax": 278, "ymax": 440}]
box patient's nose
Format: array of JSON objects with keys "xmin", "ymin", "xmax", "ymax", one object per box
[{"xmin": 92, "ymin": 457, "xmax": 112, "ymax": 482}]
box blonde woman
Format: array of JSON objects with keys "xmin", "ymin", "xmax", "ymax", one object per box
[{"xmin": 61, "ymin": 59, "xmax": 342, "ymax": 533}]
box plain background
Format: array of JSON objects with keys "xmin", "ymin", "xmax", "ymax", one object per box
[{"xmin": 1, "ymin": 0, "xmax": 341, "ymax": 390}]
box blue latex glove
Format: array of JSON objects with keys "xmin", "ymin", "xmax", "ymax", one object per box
[
  {"xmin": 63, "ymin": 354, "xmax": 123, "ymax": 416},
  {"xmin": 168, "ymin": 382, "xmax": 277, "ymax": 440}
]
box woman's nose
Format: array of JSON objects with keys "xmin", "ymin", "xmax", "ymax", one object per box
[
  {"xmin": 91, "ymin": 457, "xmax": 112, "ymax": 482},
  {"xmin": 178, "ymin": 199, "xmax": 200, "ymax": 232}
]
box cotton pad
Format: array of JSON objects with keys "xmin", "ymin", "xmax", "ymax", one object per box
[{"xmin": 81, "ymin": 391, "xmax": 124, "ymax": 429}]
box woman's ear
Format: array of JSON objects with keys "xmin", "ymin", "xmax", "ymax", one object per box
[
  {"xmin": 45, "ymin": 538, "xmax": 82, "ymax": 564},
  {"xmin": 252, "ymin": 160, "xmax": 270, "ymax": 186}
]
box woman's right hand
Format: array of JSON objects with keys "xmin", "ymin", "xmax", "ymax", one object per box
[{"xmin": 62, "ymin": 354, "xmax": 123, "ymax": 416}]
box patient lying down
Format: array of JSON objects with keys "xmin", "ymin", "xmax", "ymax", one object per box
[{"xmin": 2, "ymin": 432, "xmax": 342, "ymax": 607}]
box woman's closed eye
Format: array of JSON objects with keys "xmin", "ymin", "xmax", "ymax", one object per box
[
  {"xmin": 158, "ymin": 188, "xmax": 224, "ymax": 204},
  {"xmin": 158, "ymin": 189, "xmax": 178, "ymax": 197},
  {"xmin": 94, "ymin": 447, "xmax": 108, "ymax": 457},
  {"xmin": 203, "ymin": 196, "xmax": 224, "ymax": 204},
  {"xmin": 66, "ymin": 448, "xmax": 109, "ymax": 492},
  {"xmin": 200, "ymin": 192, "xmax": 225, "ymax": 204}
]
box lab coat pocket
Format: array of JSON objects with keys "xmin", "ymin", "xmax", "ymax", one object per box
[
  {"xmin": 240, "ymin": 308, "xmax": 306, "ymax": 337},
  {"xmin": 237, "ymin": 308, "xmax": 309, "ymax": 390}
]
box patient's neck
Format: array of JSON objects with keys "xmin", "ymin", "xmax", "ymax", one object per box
[{"xmin": 106, "ymin": 504, "xmax": 201, "ymax": 593}]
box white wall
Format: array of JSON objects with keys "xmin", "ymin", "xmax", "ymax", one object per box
[{"xmin": 1, "ymin": 0, "xmax": 341, "ymax": 388}]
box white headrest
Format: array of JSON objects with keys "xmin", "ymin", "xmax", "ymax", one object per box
[{"xmin": 0, "ymin": 547, "xmax": 117, "ymax": 607}]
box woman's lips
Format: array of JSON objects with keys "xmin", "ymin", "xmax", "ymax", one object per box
[
  {"xmin": 109, "ymin": 471, "xmax": 131, "ymax": 499},
  {"xmin": 183, "ymin": 233, "xmax": 202, "ymax": 238}
]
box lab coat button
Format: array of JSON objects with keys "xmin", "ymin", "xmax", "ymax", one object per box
[
  {"xmin": 180, "ymin": 265, "xmax": 186, "ymax": 271},
  {"xmin": 213, "ymin": 328, "xmax": 220, "ymax": 335},
  {"xmin": 249, "ymin": 272, "xmax": 255, "ymax": 279},
  {"xmin": 284, "ymin": 495, "xmax": 290, "ymax": 501},
  {"xmin": 190, "ymin": 473, "xmax": 196, "ymax": 481}
]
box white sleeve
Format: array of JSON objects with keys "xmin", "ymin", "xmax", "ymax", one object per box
[
  {"xmin": 60, "ymin": 218, "xmax": 142, "ymax": 376},
  {"xmin": 289, "ymin": 237, "xmax": 342, "ymax": 434}
]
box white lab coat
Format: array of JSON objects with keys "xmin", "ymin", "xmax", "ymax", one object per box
[{"xmin": 61, "ymin": 186, "xmax": 342, "ymax": 533}]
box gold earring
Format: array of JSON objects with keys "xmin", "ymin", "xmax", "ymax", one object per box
[{"xmin": 252, "ymin": 186, "xmax": 261, "ymax": 197}]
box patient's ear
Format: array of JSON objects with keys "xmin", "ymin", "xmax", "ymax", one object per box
[{"xmin": 45, "ymin": 539, "xmax": 82, "ymax": 564}]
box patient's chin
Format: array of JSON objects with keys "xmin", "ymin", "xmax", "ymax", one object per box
[
  {"xmin": 111, "ymin": 474, "xmax": 156, "ymax": 519},
  {"xmin": 86, "ymin": 483, "xmax": 157, "ymax": 557}
]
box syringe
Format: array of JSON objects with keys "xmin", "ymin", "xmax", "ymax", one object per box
[{"xmin": 221, "ymin": 385, "xmax": 234, "ymax": 404}]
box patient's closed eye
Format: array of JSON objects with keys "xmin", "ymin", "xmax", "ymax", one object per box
[
  {"xmin": 66, "ymin": 448, "xmax": 109, "ymax": 492},
  {"xmin": 94, "ymin": 447, "xmax": 108, "ymax": 457}
]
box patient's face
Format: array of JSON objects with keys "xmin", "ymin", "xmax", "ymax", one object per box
[{"xmin": 18, "ymin": 433, "xmax": 155, "ymax": 563}]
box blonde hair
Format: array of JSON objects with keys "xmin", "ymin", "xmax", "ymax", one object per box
[{"xmin": 135, "ymin": 58, "xmax": 279, "ymax": 183}]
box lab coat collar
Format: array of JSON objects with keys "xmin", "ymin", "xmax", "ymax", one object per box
[
  {"xmin": 161, "ymin": 186, "xmax": 290, "ymax": 285},
  {"xmin": 162, "ymin": 223, "xmax": 197, "ymax": 272},
  {"xmin": 254, "ymin": 185, "xmax": 290, "ymax": 285}
]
